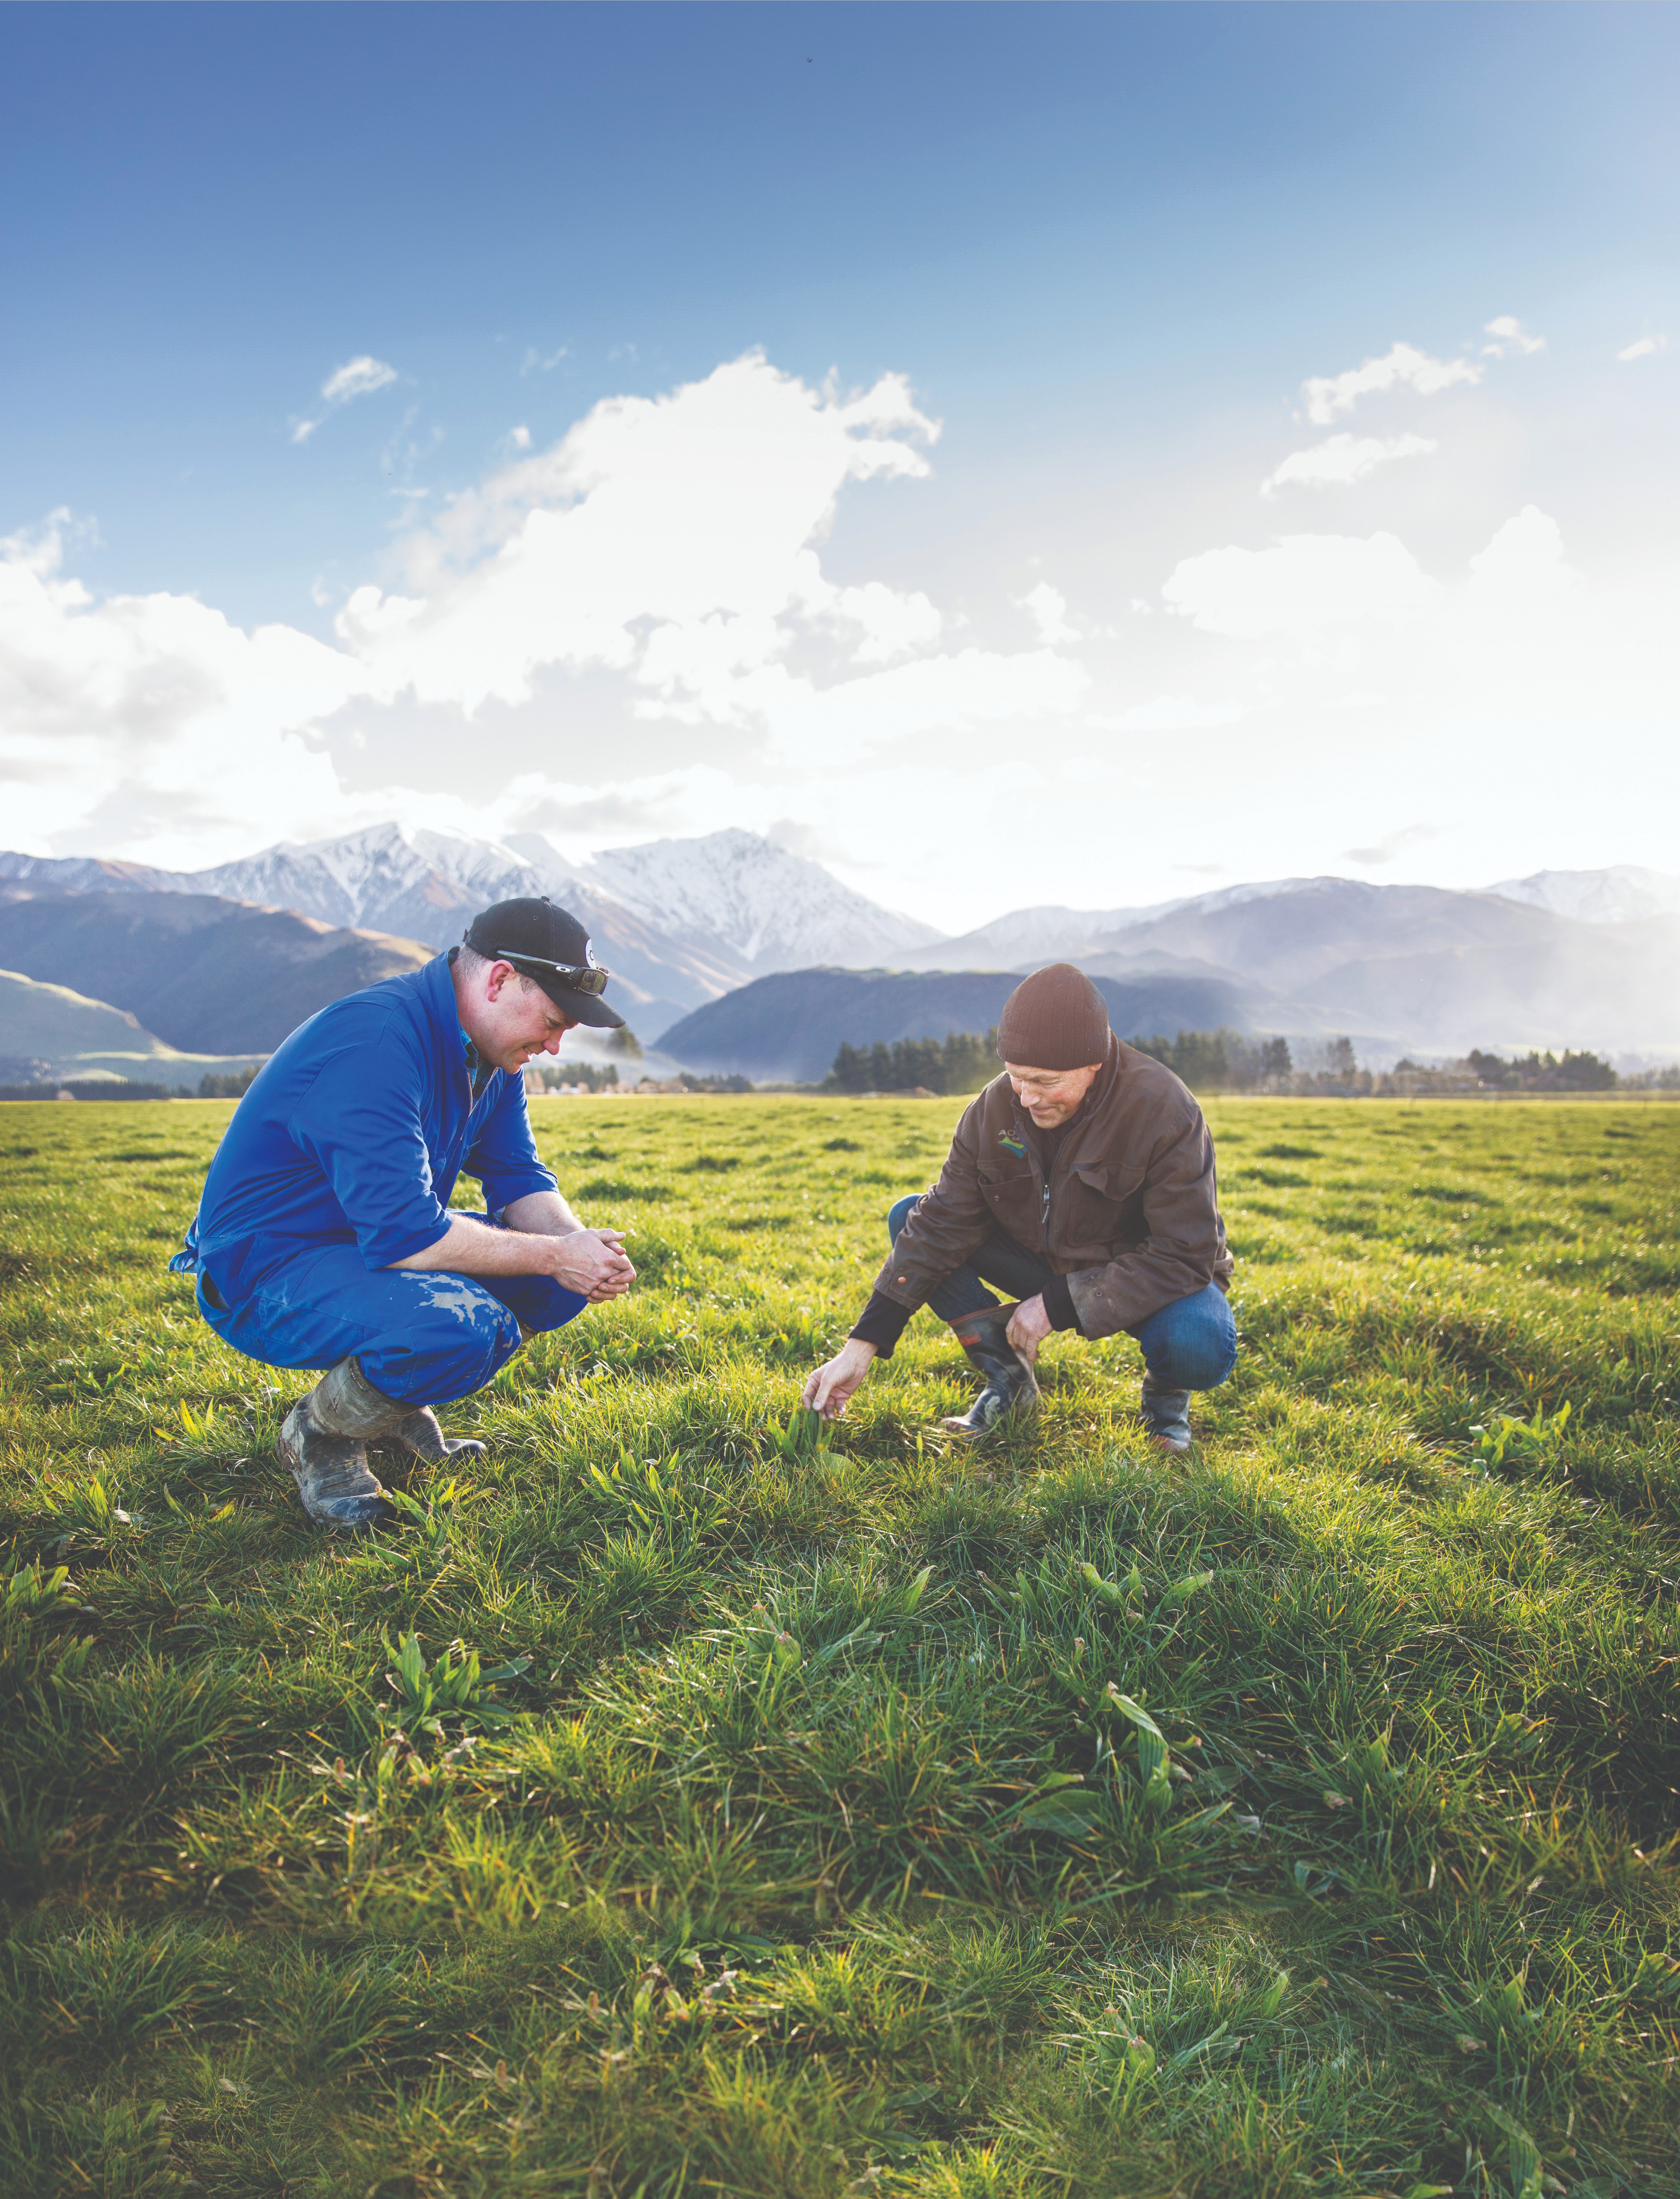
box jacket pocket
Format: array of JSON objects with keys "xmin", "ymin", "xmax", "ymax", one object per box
[
  {"xmin": 977, "ymin": 1164, "xmax": 1040, "ymax": 1239},
  {"xmin": 1062, "ymin": 1162, "xmax": 1147, "ymax": 1254}
]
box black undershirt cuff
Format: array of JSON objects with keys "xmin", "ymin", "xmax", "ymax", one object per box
[
  {"xmin": 849, "ymin": 1291, "xmax": 913, "ymax": 1357},
  {"xmin": 1041, "ymin": 1271, "xmax": 1082, "ymax": 1333}
]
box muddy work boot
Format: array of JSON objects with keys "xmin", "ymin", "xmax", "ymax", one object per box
[
  {"xmin": 1139, "ymin": 1372, "xmax": 1193, "ymax": 1454},
  {"xmin": 385, "ymin": 1406, "xmax": 488, "ymax": 1466},
  {"xmin": 940, "ymin": 1305, "xmax": 1041, "ymax": 1437},
  {"xmin": 277, "ymin": 1355, "xmax": 403, "ymax": 1528}
]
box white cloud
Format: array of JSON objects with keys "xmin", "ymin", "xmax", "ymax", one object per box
[
  {"xmin": 1087, "ymin": 697, "xmax": 1247, "ymax": 735},
  {"xmin": 337, "ymin": 352, "xmax": 949, "ymax": 715},
  {"xmin": 507, "ymin": 424, "xmax": 532, "ymax": 452},
  {"xmin": 1015, "ymin": 581, "xmax": 1077, "ymax": 644},
  {"xmin": 1342, "ymin": 822, "xmax": 1441, "ymax": 865},
  {"xmin": 0, "ymin": 514, "xmax": 360, "ymax": 862},
  {"xmin": 1260, "ymin": 431, "xmax": 1437, "ymax": 496},
  {"xmin": 322, "ymin": 355, "xmax": 398, "ymax": 405},
  {"xmin": 1481, "ymin": 316, "xmax": 1545, "ymax": 358},
  {"xmin": 754, "ymin": 646, "xmax": 1088, "ymax": 764},
  {"xmin": 290, "ymin": 354, "xmax": 399, "ymax": 443},
  {"xmin": 1619, "ymin": 334, "xmax": 1667, "ymax": 362},
  {"xmin": 1161, "ymin": 530, "xmax": 1440, "ymax": 640},
  {"xmin": 1301, "ymin": 340, "xmax": 1482, "ymax": 426},
  {"xmin": 1, "ymin": 352, "xmax": 1091, "ymax": 865},
  {"xmin": 520, "ymin": 345, "xmax": 570, "ymax": 375}
]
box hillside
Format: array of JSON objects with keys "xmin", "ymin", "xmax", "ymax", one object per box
[
  {"xmin": 0, "ymin": 895, "xmax": 434, "ymax": 1055},
  {"xmin": 659, "ymin": 965, "xmax": 1256, "ymax": 1083},
  {"xmin": 0, "ymin": 969, "xmax": 267, "ymax": 1086}
]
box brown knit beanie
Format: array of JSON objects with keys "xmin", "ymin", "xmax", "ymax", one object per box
[{"xmin": 996, "ymin": 963, "xmax": 1111, "ymax": 1071}]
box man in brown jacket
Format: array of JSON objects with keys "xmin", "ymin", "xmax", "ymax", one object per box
[{"xmin": 801, "ymin": 963, "xmax": 1236, "ymax": 1449}]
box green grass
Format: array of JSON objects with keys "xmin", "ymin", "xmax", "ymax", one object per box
[{"xmin": 2, "ymin": 1093, "xmax": 1678, "ymax": 2198}]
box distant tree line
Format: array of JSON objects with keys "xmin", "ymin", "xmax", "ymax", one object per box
[
  {"xmin": 198, "ymin": 1067, "xmax": 261, "ymax": 1099},
  {"xmin": 1390, "ymin": 1048, "xmax": 1621, "ymax": 1095},
  {"xmin": 528, "ymin": 1061, "xmax": 621, "ymax": 1093},
  {"xmin": 817, "ymin": 1026, "xmax": 1653, "ymax": 1102},
  {"xmin": 0, "ymin": 1078, "xmax": 180, "ymax": 1103},
  {"xmin": 826, "ymin": 1030, "xmax": 1001, "ymax": 1095},
  {"xmin": 1464, "ymin": 1048, "xmax": 1617, "ymax": 1091},
  {"xmin": 1131, "ymin": 1030, "xmax": 1303, "ymax": 1092}
]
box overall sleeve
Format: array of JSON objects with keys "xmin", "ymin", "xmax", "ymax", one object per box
[
  {"xmin": 288, "ymin": 1035, "xmax": 454, "ymax": 1270},
  {"xmin": 1065, "ymin": 1113, "xmax": 1225, "ymax": 1338},
  {"xmin": 462, "ymin": 1076, "xmax": 558, "ymax": 1214}
]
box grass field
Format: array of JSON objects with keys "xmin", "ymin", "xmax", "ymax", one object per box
[{"xmin": 2, "ymin": 1092, "xmax": 1678, "ymax": 2199}]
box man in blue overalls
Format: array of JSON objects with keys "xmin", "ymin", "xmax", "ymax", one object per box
[{"xmin": 172, "ymin": 898, "xmax": 636, "ymax": 1527}]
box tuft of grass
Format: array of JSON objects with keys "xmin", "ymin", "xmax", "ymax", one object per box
[{"xmin": 0, "ymin": 1093, "xmax": 1677, "ymax": 2196}]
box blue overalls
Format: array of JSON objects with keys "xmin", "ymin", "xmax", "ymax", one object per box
[{"xmin": 170, "ymin": 953, "xmax": 584, "ymax": 1404}]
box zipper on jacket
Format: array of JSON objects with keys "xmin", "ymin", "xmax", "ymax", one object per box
[{"xmin": 1021, "ymin": 1110, "xmax": 1073, "ymax": 1251}]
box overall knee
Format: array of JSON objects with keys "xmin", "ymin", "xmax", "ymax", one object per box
[
  {"xmin": 887, "ymin": 1194, "xmax": 920, "ymax": 1244},
  {"xmin": 382, "ymin": 1283, "xmax": 521, "ymax": 1403}
]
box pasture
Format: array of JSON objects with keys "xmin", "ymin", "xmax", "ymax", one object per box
[{"xmin": 1, "ymin": 1093, "xmax": 1677, "ymax": 2198}]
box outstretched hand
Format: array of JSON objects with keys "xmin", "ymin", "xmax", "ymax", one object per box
[{"xmin": 802, "ymin": 1337, "xmax": 876, "ymax": 1421}]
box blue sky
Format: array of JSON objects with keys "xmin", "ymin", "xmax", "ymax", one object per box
[{"xmin": 3, "ymin": 2, "xmax": 1676, "ymax": 925}]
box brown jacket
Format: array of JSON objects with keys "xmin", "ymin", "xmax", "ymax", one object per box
[{"xmin": 872, "ymin": 1036, "xmax": 1233, "ymax": 1336}]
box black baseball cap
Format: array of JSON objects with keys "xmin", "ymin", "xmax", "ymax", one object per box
[{"xmin": 463, "ymin": 898, "xmax": 626, "ymax": 1029}]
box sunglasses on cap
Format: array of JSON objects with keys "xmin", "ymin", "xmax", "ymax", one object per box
[{"xmin": 483, "ymin": 948, "xmax": 613, "ymax": 997}]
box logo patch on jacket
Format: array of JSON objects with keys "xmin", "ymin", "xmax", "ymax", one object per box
[{"xmin": 997, "ymin": 1132, "xmax": 1027, "ymax": 1156}]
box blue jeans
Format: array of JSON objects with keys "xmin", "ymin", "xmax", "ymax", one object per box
[
  {"xmin": 887, "ymin": 1196, "xmax": 1236, "ymax": 1393},
  {"xmin": 198, "ymin": 1214, "xmax": 586, "ymax": 1406}
]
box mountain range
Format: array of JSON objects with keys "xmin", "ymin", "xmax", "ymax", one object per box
[
  {"xmin": 1, "ymin": 825, "xmax": 1676, "ymax": 1079},
  {"xmin": 0, "ymin": 823, "xmax": 934, "ymax": 1042},
  {"xmin": 665, "ymin": 880, "xmax": 1680, "ymax": 1082}
]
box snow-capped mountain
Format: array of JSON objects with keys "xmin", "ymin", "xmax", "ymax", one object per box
[
  {"xmin": 1485, "ymin": 865, "xmax": 1680, "ymax": 925},
  {"xmin": 892, "ymin": 878, "xmax": 1324, "ymax": 972},
  {"xmin": 0, "ymin": 822, "xmax": 941, "ymax": 1038},
  {"xmin": 581, "ymin": 828, "xmax": 944, "ymax": 970}
]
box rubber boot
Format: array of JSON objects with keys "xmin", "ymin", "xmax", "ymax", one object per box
[
  {"xmin": 940, "ymin": 1305, "xmax": 1040, "ymax": 1437},
  {"xmin": 1139, "ymin": 1372, "xmax": 1193, "ymax": 1453},
  {"xmin": 386, "ymin": 1407, "xmax": 488, "ymax": 1466},
  {"xmin": 277, "ymin": 1355, "xmax": 401, "ymax": 1528}
]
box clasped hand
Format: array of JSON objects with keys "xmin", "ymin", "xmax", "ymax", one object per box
[{"xmin": 551, "ymin": 1227, "xmax": 636, "ymax": 1302}]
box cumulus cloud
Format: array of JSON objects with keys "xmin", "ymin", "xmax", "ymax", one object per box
[
  {"xmin": 1, "ymin": 351, "xmax": 1093, "ymax": 865},
  {"xmin": 0, "ymin": 514, "xmax": 359, "ymax": 861},
  {"xmin": 1300, "ymin": 340, "xmax": 1482, "ymax": 426},
  {"xmin": 335, "ymin": 353, "xmax": 945, "ymax": 712},
  {"xmin": 1343, "ymin": 822, "xmax": 1441, "ymax": 865},
  {"xmin": 1161, "ymin": 530, "xmax": 1440, "ymax": 640},
  {"xmin": 1481, "ymin": 316, "xmax": 1545, "ymax": 358},
  {"xmin": 1259, "ymin": 431, "xmax": 1437, "ymax": 496},
  {"xmin": 1015, "ymin": 582, "xmax": 1077, "ymax": 644},
  {"xmin": 290, "ymin": 354, "xmax": 399, "ymax": 443},
  {"xmin": 1619, "ymin": 334, "xmax": 1667, "ymax": 362}
]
